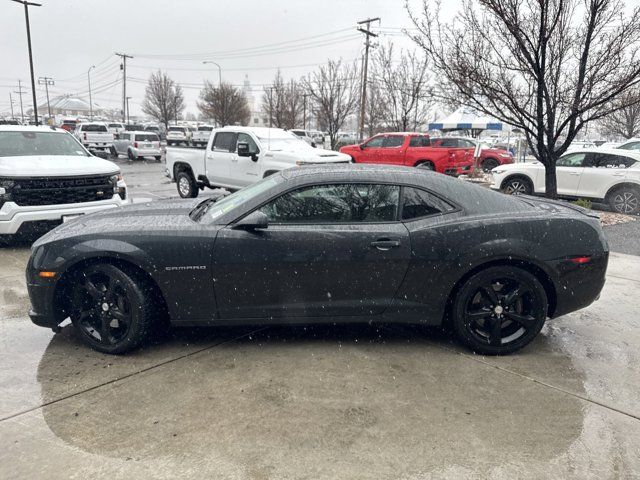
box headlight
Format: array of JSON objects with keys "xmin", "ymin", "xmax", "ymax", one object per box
[{"xmin": 499, "ymin": 153, "xmax": 512, "ymax": 157}]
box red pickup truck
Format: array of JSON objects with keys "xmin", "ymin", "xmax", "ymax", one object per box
[
  {"xmin": 339, "ymin": 132, "xmax": 474, "ymax": 176},
  {"xmin": 430, "ymin": 137, "xmax": 514, "ymax": 172}
]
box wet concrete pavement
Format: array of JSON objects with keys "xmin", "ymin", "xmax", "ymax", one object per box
[{"xmin": 1, "ymin": 238, "xmax": 639, "ymax": 478}]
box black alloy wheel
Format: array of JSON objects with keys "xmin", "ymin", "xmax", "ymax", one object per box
[
  {"xmin": 70, "ymin": 264, "xmax": 154, "ymax": 354},
  {"xmin": 452, "ymin": 266, "xmax": 547, "ymax": 355},
  {"xmin": 482, "ymin": 158, "xmax": 499, "ymax": 172},
  {"xmin": 502, "ymin": 176, "xmax": 532, "ymax": 195},
  {"xmin": 608, "ymin": 187, "xmax": 640, "ymax": 215}
]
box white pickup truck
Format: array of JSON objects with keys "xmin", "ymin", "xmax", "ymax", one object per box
[
  {"xmin": 0, "ymin": 125, "xmax": 129, "ymax": 240},
  {"xmin": 165, "ymin": 126, "xmax": 352, "ymax": 197},
  {"xmin": 74, "ymin": 122, "xmax": 115, "ymax": 155}
]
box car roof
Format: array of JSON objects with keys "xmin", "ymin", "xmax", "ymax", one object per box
[
  {"xmin": 127, "ymin": 131, "xmax": 158, "ymax": 135},
  {"xmin": 216, "ymin": 126, "xmax": 290, "ymax": 136},
  {"xmin": 567, "ymin": 147, "xmax": 640, "ymax": 160},
  {"xmin": 0, "ymin": 125, "xmax": 67, "ymax": 133}
]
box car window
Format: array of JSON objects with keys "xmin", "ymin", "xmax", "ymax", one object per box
[
  {"xmin": 437, "ymin": 138, "xmax": 458, "ymax": 148},
  {"xmin": 365, "ymin": 136, "xmax": 384, "ymax": 148},
  {"xmin": 409, "ymin": 135, "xmax": 431, "ymax": 147},
  {"xmin": 556, "ymin": 153, "xmax": 585, "ymax": 167},
  {"xmin": 237, "ymin": 133, "xmax": 259, "ymax": 154},
  {"xmin": 82, "ymin": 124, "xmax": 107, "ymax": 132},
  {"xmin": 383, "ymin": 136, "xmax": 405, "ymax": 148},
  {"xmin": 260, "ymin": 184, "xmax": 400, "ymax": 223},
  {"xmin": 618, "ymin": 141, "xmax": 640, "ymax": 151},
  {"xmin": 135, "ymin": 134, "xmax": 158, "ymax": 142},
  {"xmin": 197, "ymin": 126, "xmax": 213, "ymax": 132},
  {"xmin": 401, "ymin": 187, "xmax": 455, "ymax": 220},
  {"xmin": 168, "ymin": 127, "xmax": 185, "ymax": 132},
  {"xmin": 120, "ymin": 133, "xmax": 130, "ymax": 141},
  {"xmin": 593, "ymin": 154, "xmax": 637, "ymax": 168},
  {"xmin": 212, "ymin": 132, "xmax": 237, "ymax": 152},
  {"xmin": 458, "ymin": 139, "xmax": 476, "ymax": 148}
]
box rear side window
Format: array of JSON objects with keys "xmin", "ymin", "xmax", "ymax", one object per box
[
  {"xmin": 82, "ymin": 124, "xmax": 107, "ymax": 132},
  {"xmin": 401, "ymin": 187, "xmax": 454, "ymax": 220},
  {"xmin": 212, "ymin": 132, "xmax": 237, "ymax": 152},
  {"xmin": 409, "ymin": 136, "xmax": 431, "ymax": 147},
  {"xmin": 260, "ymin": 184, "xmax": 400, "ymax": 223}
]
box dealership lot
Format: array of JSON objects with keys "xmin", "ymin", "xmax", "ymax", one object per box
[{"xmin": 0, "ymin": 160, "xmax": 639, "ymax": 478}]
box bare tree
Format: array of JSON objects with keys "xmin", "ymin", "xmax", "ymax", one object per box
[
  {"xmin": 141, "ymin": 70, "xmax": 185, "ymax": 129},
  {"xmin": 364, "ymin": 82, "xmax": 389, "ymax": 137},
  {"xmin": 304, "ymin": 60, "xmax": 360, "ymax": 149},
  {"xmin": 374, "ymin": 42, "xmax": 431, "ymax": 132},
  {"xmin": 599, "ymin": 89, "xmax": 640, "ymax": 139},
  {"xmin": 197, "ymin": 80, "xmax": 251, "ymax": 127},
  {"xmin": 262, "ymin": 71, "xmax": 304, "ymax": 129},
  {"xmin": 409, "ymin": 0, "xmax": 640, "ymax": 197}
]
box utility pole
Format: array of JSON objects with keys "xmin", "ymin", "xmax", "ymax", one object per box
[
  {"xmin": 88, "ymin": 65, "xmax": 95, "ymax": 120},
  {"xmin": 115, "ymin": 52, "xmax": 133, "ymax": 123},
  {"xmin": 268, "ymin": 86, "xmax": 275, "ymax": 128},
  {"xmin": 126, "ymin": 96, "xmax": 132, "ymax": 123},
  {"xmin": 14, "ymin": 80, "xmax": 26, "ymax": 123},
  {"xmin": 9, "ymin": 93, "xmax": 15, "ymax": 120},
  {"xmin": 38, "ymin": 76, "xmax": 54, "ymax": 123},
  {"xmin": 357, "ymin": 17, "xmax": 379, "ymax": 142},
  {"xmin": 302, "ymin": 93, "xmax": 311, "ymax": 130},
  {"xmin": 11, "ymin": 0, "xmax": 42, "ymax": 125}
]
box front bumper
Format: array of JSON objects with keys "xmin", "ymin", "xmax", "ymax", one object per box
[{"xmin": 0, "ymin": 196, "xmax": 129, "ymax": 235}]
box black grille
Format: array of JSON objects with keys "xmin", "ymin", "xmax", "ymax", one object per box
[{"xmin": 11, "ymin": 175, "xmax": 115, "ymax": 207}]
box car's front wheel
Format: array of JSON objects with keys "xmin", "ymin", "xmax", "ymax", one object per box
[
  {"xmin": 481, "ymin": 158, "xmax": 499, "ymax": 172},
  {"xmin": 416, "ymin": 161, "xmax": 435, "ymax": 171},
  {"xmin": 451, "ymin": 266, "xmax": 548, "ymax": 355},
  {"xmin": 176, "ymin": 171, "xmax": 199, "ymax": 198},
  {"xmin": 502, "ymin": 176, "xmax": 532, "ymax": 195},
  {"xmin": 69, "ymin": 264, "xmax": 155, "ymax": 354},
  {"xmin": 607, "ymin": 186, "xmax": 640, "ymax": 215}
]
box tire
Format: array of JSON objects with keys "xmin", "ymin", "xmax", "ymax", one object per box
[
  {"xmin": 109, "ymin": 146, "xmax": 117, "ymax": 158},
  {"xmin": 155, "ymin": 156, "xmax": 162, "ymax": 162},
  {"xmin": 127, "ymin": 149, "xmax": 136, "ymax": 161},
  {"xmin": 607, "ymin": 186, "xmax": 640, "ymax": 215},
  {"xmin": 416, "ymin": 161, "xmax": 435, "ymax": 171},
  {"xmin": 502, "ymin": 176, "xmax": 532, "ymax": 195},
  {"xmin": 176, "ymin": 171, "xmax": 199, "ymax": 198},
  {"xmin": 481, "ymin": 158, "xmax": 499, "ymax": 172},
  {"xmin": 167, "ymin": 141, "xmax": 174, "ymax": 147},
  {"xmin": 451, "ymin": 266, "xmax": 548, "ymax": 355},
  {"xmin": 69, "ymin": 264, "xmax": 155, "ymax": 354}
]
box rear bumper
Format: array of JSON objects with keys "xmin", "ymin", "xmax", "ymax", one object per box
[
  {"xmin": 132, "ymin": 148, "xmax": 162, "ymax": 157},
  {"xmin": 551, "ymin": 252, "xmax": 609, "ymax": 318}
]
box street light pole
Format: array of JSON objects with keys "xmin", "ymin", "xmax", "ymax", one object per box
[
  {"xmin": 88, "ymin": 65, "xmax": 95, "ymax": 120},
  {"xmin": 11, "ymin": 0, "xmax": 42, "ymax": 125},
  {"xmin": 202, "ymin": 61, "xmax": 222, "ymax": 85}
]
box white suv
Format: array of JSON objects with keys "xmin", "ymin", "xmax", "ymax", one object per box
[
  {"xmin": 490, "ymin": 148, "xmax": 640, "ymax": 214},
  {"xmin": 166, "ymin": 126, "xmax": 193, "ymax": 146},
  {"xmin": 0, "ymin": 126, "xmax": 129, "ymax": 239}
]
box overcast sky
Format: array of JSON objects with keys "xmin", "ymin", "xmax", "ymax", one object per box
[{"xmin": 1, "ymin": 0, "xmax": 430, "ymax": 118}]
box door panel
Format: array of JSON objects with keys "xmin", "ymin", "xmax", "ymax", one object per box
[
  {"xmin": 206, "ymin": 132, "xmax": 237, "ymax": 186},
  {"xmin": 228, "ymin": 132, "xmax": 261, "ymax": 187},
  {"xmin": 555, "ymin": 153, "xmax": 586, "ymax": 196},
  {"xmin": 212, "ymin": 223, "xmax": 411, "ymax": 319},
  {"xmin": 578, "ymin": 153, "xmax": 629, "ymax": 199},
  {"xmin": 379, "ymin": 135, "xmax": 407, "ymax": 165}
]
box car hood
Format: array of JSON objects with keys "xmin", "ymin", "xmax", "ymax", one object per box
[
  {"xmin": 0, "ymin": 155, "xmax": 120, "ymax": 177},
  {"xmin": 33, "ymin": 198, "xmax": 206, "ymax": 247},
  {"xmin": 266, "ymin": 146, "xmax": 351, "ymax": 163}
]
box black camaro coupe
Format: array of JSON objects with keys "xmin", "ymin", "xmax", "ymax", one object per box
[{"xmin": 27, "ymin": 165, "xmax": 608, "ymax": 355}]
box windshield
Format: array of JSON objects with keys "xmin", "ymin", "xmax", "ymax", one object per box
[
  {"xmin": 256, "ymin": 135, "xmax": 311, "ymax": 151},
  {"xmin": 0, "ymin": 131, "xmax": 89, "ymax": 157},
  {"xmin": 82, "ymin": 124, "xmax": 107, "ymax": 132},
  {"xmin": 169, "ymin": 127, "xmax": 185, "ymax": 132},
  {"xmin": 198, "ymin": 176, "xmax": 280, "ymax": 221}
]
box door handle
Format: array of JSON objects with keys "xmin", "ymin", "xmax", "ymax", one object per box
[
  {"xmin": 370, "ymin": 239, "xmax": 401, "ymax": 250},
  {"xmin": 569, "ymin": 172, "xmax": 581, "ymax": 175}
]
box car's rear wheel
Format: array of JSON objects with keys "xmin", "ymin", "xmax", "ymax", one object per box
[
  {"xmin": 481, "ymin": 158, "xmax": 499, "ymax": 172},
  {"xmin": 607, "ymin": 186, "xmax": 640, "ymax": 215},
  {"xmin": 502, "ymin": 176, "xmax": 532, "ymax": 195},
  {"xmin": 416, "ymin": 161, "xmax": 435, "ymax": 171},
  {"xmin": 451, "ymin": 266, "xmax": 548, "ymax": 355},
  {"xmin": 69, "ymin": 264, "xmax": 155, "ymax": 354},
  {"xmin": 177, "ymin": 171, "xmax": 199, "ymax": 198},
  {"xmin": 154, "ymin": 155, "xmax": 162, "ymax": 162},
  {"xmin": 127, "ymin": 149, "xmax": 136, "ymax": 161}
]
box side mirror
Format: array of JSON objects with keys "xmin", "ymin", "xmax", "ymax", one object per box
[
  {"xmin": 233, "ymin": 210, "xmax": 268, "ymax": 230},
  {"xmin": 237, "ymin": 141, "xmax": 251, "ymax": 157},
  {"xmin": 359, "ymin": 143, "xmax": 366, "ymax": 150}
]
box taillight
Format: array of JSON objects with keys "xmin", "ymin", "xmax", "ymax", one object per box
[
  {"xmin": 83, "ymin": 132, "xmax": 87, "ymax": 141},
  {"xmin": 569, "ymin": 256, "xmax": 591, "ymax": 264},
  {"xmin": 134, "ymin": 142, "xmax": 138, "ymax": 148}
]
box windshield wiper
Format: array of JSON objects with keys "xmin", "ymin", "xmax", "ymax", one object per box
[{"xmin": 190, "ymin": 197, "xmax": 220, "ymax": 221}]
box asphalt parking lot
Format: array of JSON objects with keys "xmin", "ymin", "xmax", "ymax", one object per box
[{"xmin": 1, "ymin": 159, "xmax": 639, "ymax": 479}]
